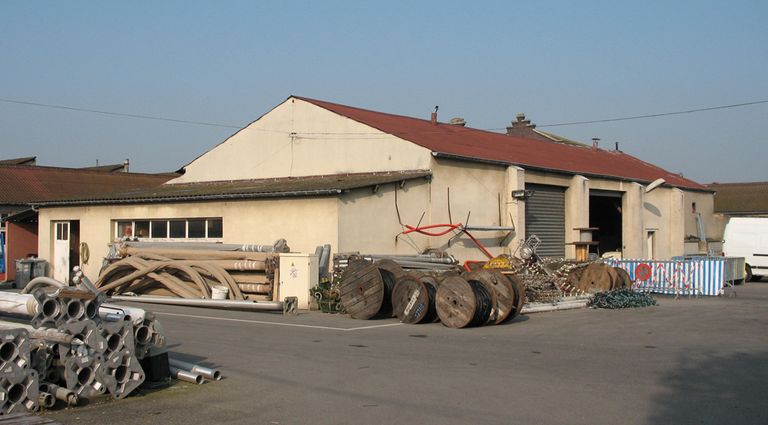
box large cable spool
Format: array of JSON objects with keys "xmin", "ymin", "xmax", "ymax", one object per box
[
  {"xmin": 504, "ymin": 273, "xmax": 526, "ymax": 321},
  {"xmin": 576, "ymin": 263, "xmax": 615, "ymax": 294},
  {"xmin": 371, "ymin": 259, "xmax": 402, "ymax": 317},
  {"xmin": 436, "ymin": 275, "xmax": 493, "ymax": 328},
  {"xmin": 338, "ymin": 259, "xmax": 387, "ymax": 319},
  {"xmin": 464, "ymin": 269, "xmax": 510, "ymax": 325},
  {"xmin": 613, "ymin": 267, "xmax": 632, "ymax": 290},
  {"xmin": 391, "ymin": 273, "xmax": 438, "ymax": 324}
]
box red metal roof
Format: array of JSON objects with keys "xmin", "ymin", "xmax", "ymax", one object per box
[
  {"xmin": 0, "ymin": 165, "xmax": 174, "ymax": 205},
  {"xmin": 295, "ymin": 97, "xmax": 707, "ymax": 191}
]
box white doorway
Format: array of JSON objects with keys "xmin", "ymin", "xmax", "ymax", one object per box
[
  {"xmin": 53, "ymin": 221, "xmax": 70, "ymax": 283},
  {"xmin": 646, "ymin": 230, "xmax": 656, "ymax": 259}
]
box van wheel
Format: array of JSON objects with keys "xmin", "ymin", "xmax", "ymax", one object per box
[{"xmin": 745, "ymin": 264, "xmax": 753, "ymax": 282}]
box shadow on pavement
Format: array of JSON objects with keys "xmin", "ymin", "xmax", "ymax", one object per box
[{"xmin": 647, "ymin": 351, "xmax": 768, "ymax": 425}]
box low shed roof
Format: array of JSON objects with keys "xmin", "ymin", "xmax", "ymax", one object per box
[
  {"xmin": 0, "ymin": 165, "xmax": 174, "ymax": 205},
  {"xmin": 34, "ymin": 170, "xmax": 431, "ymax": 206}
]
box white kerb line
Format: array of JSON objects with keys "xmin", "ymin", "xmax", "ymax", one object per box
[{"xmin": 155, "ymin": 311, "xmax": 403, "ymax": 332}]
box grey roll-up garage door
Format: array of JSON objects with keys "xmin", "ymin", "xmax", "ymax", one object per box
[{"xmin": 525, "ymin": 184, "xmax": 566, "ymax": 257}]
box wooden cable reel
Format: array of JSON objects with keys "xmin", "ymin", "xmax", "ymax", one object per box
[
  {"xmin": 338, "ymin": 259, "xmax": 386, "ymax": 319},
  {"xmin": 576, "ymin": 263, "xmax": 616, "ymax": 294},
  {"xmin": 391, "ymin": 273, "xmax": 439, "ymax": 324},
  {"xmin": 464, "ymin": 269, "xmax": 513, "ymax": 324},
  {"xmin": 505, "ymin": 273, "xmax": 526, "ymax": 321},
  {"xmin": 435, "ymin": 275, "xmax": 493, "ymax": 328},
  {"xmin": 338, "ymin": 258, "xmax": 402, "ymax": 319},
  {"xmin": 613, "ymin": 267, "xmax": 632, "ymax": 289},
  {"xmin": 372, "ymin": 259, "xmax": 403, "ymax": 317}
]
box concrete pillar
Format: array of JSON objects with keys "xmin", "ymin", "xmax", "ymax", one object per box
[
  {"xmin": 669, "ymin": 188, "xmax": 685, "ymax": 257},
  {"xmin": 622, "ymin": 182, "xmax": 645, "ymax": 258},
  {"xmin": 503, "ymin": 166, "xmax": 526, "ymax": 254},
  {"xmin": 564, "ymin": 175, "xmax": 590, "ymax": 259}
]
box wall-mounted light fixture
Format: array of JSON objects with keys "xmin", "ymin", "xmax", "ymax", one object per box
[{"xmin": 511, "ymin": 189, "xmax": 535, "ymax": 200}]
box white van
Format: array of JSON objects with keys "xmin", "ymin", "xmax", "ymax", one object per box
[{"xmin": 722, "ymin": 217, "xmax": 768, "ymax": 281}]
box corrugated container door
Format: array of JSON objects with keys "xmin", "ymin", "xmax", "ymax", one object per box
[{"xmin": 525, "ymin": 184, "xmax": 566, "ymax": 257}]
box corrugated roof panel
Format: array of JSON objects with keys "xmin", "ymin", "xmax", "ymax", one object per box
[{"xmin": 0, "ymin": 165, "xmax": 174, "ymax": 204}]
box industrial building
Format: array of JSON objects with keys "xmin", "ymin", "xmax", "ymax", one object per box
[{"xmin": 32, "ymin": 96, "xmax": 717, "ymax": 282}]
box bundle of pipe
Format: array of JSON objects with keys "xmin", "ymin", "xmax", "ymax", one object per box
[
  {"xmin": 168, "ymin": 358, "xmax": 222, "ymax": 384},
  {"xmin": 0, "ymin": 276, "xmax": 148, "ymax": 409},
  {"xmin": 0, "ymin": 328, "xmax": 39, "ymax": 414},
  {"xmin": 96, "ymin": 241, "xmax": 285, "ymax": 301},
  {"xmin": 121, "ymin": 239, "xmax": 289, "ymax": 253}
]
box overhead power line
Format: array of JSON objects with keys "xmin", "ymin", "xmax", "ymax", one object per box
[
  {"xmin": 0, "ymin": 97, "xmax": 243, "ymax": 129},
  {"xmin": 535, "ymin": 100, "xmax": 768, "ymax": 128},
  {"xmin": 1, "ymin": 96, "xmax": 766, "ymax": 135}
]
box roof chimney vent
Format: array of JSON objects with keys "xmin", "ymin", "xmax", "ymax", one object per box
[
  {"xmin": 431, "ymin": 105, "xmax": 439, "ymax": 125},
  {"xmin": 592, "ymin": 137, "xmax": 600, "ymax": 150},
  {"xmin": 506, "ymin": 113, "xmax": 536, "ymax": 136},
  {"xmin": 449, "ymin": 117, "xmax": 466, "ymax": 126}
]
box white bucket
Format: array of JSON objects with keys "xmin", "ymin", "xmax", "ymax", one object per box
[{"xmin": 211, "ymin": 286, "xmax": 229, "ymax": 300}]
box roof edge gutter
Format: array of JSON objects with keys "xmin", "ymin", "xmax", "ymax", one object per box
[{"xmin": 33, "ymin": 189, "xmax": 345, "ymax": 208}]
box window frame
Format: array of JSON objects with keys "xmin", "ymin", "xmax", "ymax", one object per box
[{"xmin": 113, "ymin": 218, "xmax": 223, "ymax": 242}]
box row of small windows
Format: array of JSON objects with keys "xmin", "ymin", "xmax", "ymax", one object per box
[{"xmin": 115, "ymin": 218, "xmax": 223, "ymax": 240}]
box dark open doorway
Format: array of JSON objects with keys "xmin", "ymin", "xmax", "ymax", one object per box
[
  {"xmin": 68, "ymin": 220, "xmax": 80, "ymax": 279},
  {"xmin": 589, "ymin": 192, "xmax": 622, "ymax": 255}
]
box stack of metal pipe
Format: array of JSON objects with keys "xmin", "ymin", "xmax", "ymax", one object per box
[
  {"xmin": 0, "ymin": 328, "xmax": 39, "ymax": 414},
  {"xmin": 0, "ymin": 276, "xmax": 163, "ymax": 412},
  {"xmin": 97, "ymin": 240, "xmax": 289, "ymax": 302},
  {"xmin": 333, "ymin": 252, "xmax": 460, "ymax": 283}
]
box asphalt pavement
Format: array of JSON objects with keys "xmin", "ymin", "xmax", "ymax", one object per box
[{"xmin": 44, "ymin": 282, "xmax": 768, "ymax": 425}]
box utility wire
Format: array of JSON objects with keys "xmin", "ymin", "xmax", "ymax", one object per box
[
  {"xmin": 535, "ymin": 100, "xmax": 768, "ymax": 128},
  {"xmin": 0, "ymin": 97, "xmax": 243, "ymax": 129},
  {"xmin": 1, "ymin": 96, "xmax": 766, "ymax": 135}
]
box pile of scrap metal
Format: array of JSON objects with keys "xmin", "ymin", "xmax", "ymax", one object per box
[
  {"xmin": 0, "ymin": 274, "xmax": 167, "ymax": 414},
  {"xmin": 336, "ymin": 256, "xmax": 526, "ymax": 328},
  {"xmin": 96, "ymin": 240, "xmax": 290, "ymax": 310},
  {"xmin": 479, "ymin": 236, "xmax": 632, "ymax": 303}
]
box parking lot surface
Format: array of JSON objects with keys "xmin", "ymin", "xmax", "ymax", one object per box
[{"xmin": 45, "ymin": 283, "xmax": 768, "ymax": 425}]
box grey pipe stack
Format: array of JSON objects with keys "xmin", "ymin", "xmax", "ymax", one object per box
[
  {"xmin": 169, "ymin": 366, "xmax": 203, "ymax": 384},
  {"xmin": 169, "ymin": 358, "xmax": 222, "ymax": 381},
  {"xmin": 109, "ymin": 295, "xmax": 284, "ymax": 311}
]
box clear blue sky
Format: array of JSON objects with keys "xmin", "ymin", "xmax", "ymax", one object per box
[{"xmin": 1, "ymin": 1, "xmax": 766, "ymax": 183}]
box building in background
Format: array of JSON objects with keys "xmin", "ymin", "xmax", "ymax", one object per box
[{"xmin": 0, "ymin": 161, "xmax": 172, "ymax": 283}]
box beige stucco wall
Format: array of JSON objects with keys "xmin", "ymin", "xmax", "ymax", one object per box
[
  {"xmin": 522, "ymin": 171, "xmax": 715, "ymax": 259},
  {"xmin": 171, "ymin": 98, "xmax": 433, "ymax": 183},
  {"xmin": 338, "ymin": 158, "xmax": 520, "ymax": 261},
  {"xmin": 38, "ymin": 198, "xmax": 339, "ymax": 280}
]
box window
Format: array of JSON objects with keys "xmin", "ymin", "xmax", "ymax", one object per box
[
  {"xmin": 114, "ymin": 218, "xmax": 223, "ymax": 241},
  {"xmin": 151, "ymin": 221, "xmax": 168, "ymax": 238},
  {"xmin": 207, "ymin": 219, "xmax": 223, "ymax": 238},
  {"xmin": 169, "ymin": 220, "xmax": 186, "ymax": 238}
]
